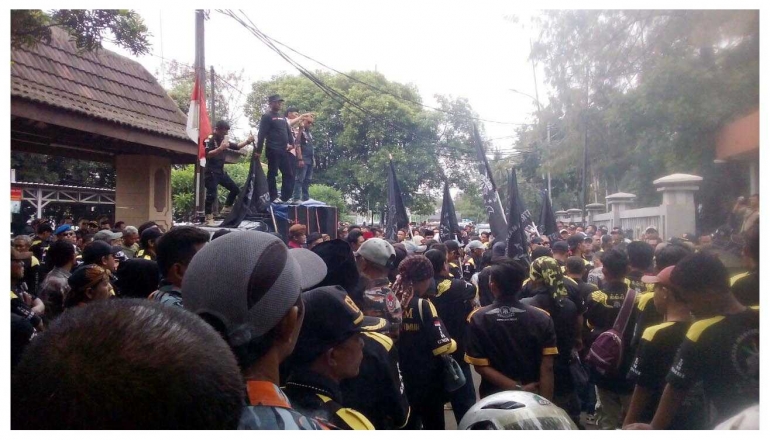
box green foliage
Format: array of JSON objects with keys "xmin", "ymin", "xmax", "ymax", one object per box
[
  {"xmin": 11, "ymin": 151, "xmax": 115, "ymax": 188},
  {"xmin": 11, "ymin": 9, "xmax": 151, "ymax": 55},
  {"xmin": 170, "ymin": 160, "xmax": 254, "ymax": 220},
  {"xmin": 516, "ymin": 10, "xmax": 758, "ymax": 225},
  {"xmin": 244, "ymin": 71, "xmax": 484, "ymax": 215},
  {"xmin": 308, "ymin": 184, "xmax": 346, "ymax": 213}
]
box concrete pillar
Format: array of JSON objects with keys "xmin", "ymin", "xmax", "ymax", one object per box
[
  {"xmin": 606, "ymin": 192, "xmax": 636, "ymax": 230},
  {"xmin": 749, "ymin": 162, "xmax": 758, "ymax": 195},
  {"xmin": 555, "ymin": 210, "xmax": 569, "ymax": 224},
  {"xmin": 567, "ymin": 209, "xmax": 582, "ymax": 225},
  {"xmin": 586, "ymin": 203, "xmax": 605, "ymax": 225},
  {"xmin": 653, "ymin": 174, "xmax": 702, "ymax": 240},
  {"xmin": 115, "ymin": 155, "xmax": 173, "ymax": 231}
]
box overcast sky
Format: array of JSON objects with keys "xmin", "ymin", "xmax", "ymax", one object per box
[{"xmin": 102, "ymin": 2, "xmax": 550, "ymax": 156}]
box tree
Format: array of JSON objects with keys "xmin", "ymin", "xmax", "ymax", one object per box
[
  {"xmin": 516, "ymin": 10, "xmax": 758, "ymax": 226},
  {"xmin": 243, "ymin": 71, "xmax": 483, "ymax": 216},
  {"xmin": 158, "ymin": 60, "xmax": 247, "ymax": 133},
  {"xmin": 308, "ymin": 184, "xmax": 347, "ymax": 213},
  {"xmin": 170, "ymin": 160, "xmax": 252, "ymax": 220},
  {"xmin": 11, "ymin": 9, "xmax": 151, "ymax": 56}
]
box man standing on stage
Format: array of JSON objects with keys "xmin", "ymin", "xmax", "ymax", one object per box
[
  {"xmin": 255, "ymin": 94, "xmax": 295, "ymax": 204},
  {"xmin": 203, "ymin": 120, "xmax": 254, "ymax": 225}
]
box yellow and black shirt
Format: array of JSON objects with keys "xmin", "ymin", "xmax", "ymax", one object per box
[
  {"xmin": 398, "ymin": 296, "xmax": 457, "ymax": 402},
  {"xmin": 731, "ymin": 270, "xmax": 758, "ymax": 307},
  {"xmin": 285, "ymin": 368, "xmax": 374, "ymax": 430},
  {"xmin": 448, "ymin": 261, "xmax": 463, "ymax": 280},
  {"xmin": 666, "ymin": 307, "xmax": 759, "ymax": 427},
  {"xmin": 628, "ymin": 321, "xmax": 706, "ymax": 429},
  {"xmin": 431, "ymin": 275, "xmax": 478, "ymax": 363},
  {"xmin": 135, "ymin": 249, "xmax": 155, "ymax": 261},
  {"xmin": 340, "ymin": 332, "xmax": 409, "ymax": 430},
  {"xmin": 461, "ymin": 256, "xmax": 477, "ymax": 282},
  {"xmin": 465, "ymin": 296, "xmax": 558, "ymax": 398}
]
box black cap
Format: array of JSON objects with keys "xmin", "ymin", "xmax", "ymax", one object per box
[
  {"xmin": 267, "ymin": 94, "xmax": 284, "ymax": 103},
  {"xmin": 82, "ymin": 241, "xmax": 123, "ymax": 264},
  {"xmin": 215, "ymin": 120, "xmax": 230, "ymax": 130},
  {"xmin": 552, "ymin": 241, "xmax": 569, "ymax": 253},
  {"xmin": 291, "ymin": 285, "xmax": 386, "ymax": 365},
  {"xmin": 567, "ymin": 234, "xmax": 584, "ymax": 248},
  {"xmin": 141, "ymin": 227, "xmax": 163, "ymax": 242},
  {"xmin": 285, "ymin": 106, "xmax": 299, "ymax": 114}
]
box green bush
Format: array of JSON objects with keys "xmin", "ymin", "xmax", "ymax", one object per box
[{"xmin": 309, "ymin": 184, "xmax": 346, "ymax": 213}]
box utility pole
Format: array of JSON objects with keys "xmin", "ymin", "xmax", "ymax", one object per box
[
  {"xmin": 193, "ymin": 10, "xmax": 206, "ymax": 222},
  {"xmin": 581, "ymin": 65, "xmax": 589, "ymax": 226},
  {"xmin": 547, "ymin": 123, "xmax": 552, "ymax": 203},
  {"xmin": 210, "ymin": 66, "xmax": 215, "ymax": 124}
]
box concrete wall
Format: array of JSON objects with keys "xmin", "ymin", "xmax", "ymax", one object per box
[{"xmin": 115, "ymin": 155, "xmax": 172, "ymax": 231}]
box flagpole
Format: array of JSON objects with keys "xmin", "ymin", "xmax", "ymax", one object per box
[{"xmin": 193, "ymin": 10, "xmax": 206, "ymax": 222}]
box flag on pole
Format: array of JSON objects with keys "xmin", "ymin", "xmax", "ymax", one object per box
[
  {"xmin": 186, "ymin": 74, "xmax": 211, "ymax": 167},
  {"xmin": 472, "ymin": 123, "xmax": 507, "ymax": 240},
  {"xmin": 439, "ymin": 181, "xmax": 461, "ymax": 242},
  {"xmin": 384, "ymin": 159, "xmax": 409, "ymax": 241},
  {"xmin": 220, "ymin": 154, "xmax": 272, "ymax": 228},
  {"xmin": 506, "ymin": 167, "xmax": 530, "ymax": 264},
  {"xmin": 538, "ymin": 189, "xmax": 560, "ymax": 242}
]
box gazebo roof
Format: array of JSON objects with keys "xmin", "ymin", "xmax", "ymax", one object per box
[{"xmin": 11, "ymin": 27, "xmax": 189, "ymax": 141}]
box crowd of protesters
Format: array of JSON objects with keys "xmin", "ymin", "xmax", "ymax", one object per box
[{"xmin": 10, "ymin": 197, "xmax": 759, "ymax": 429}]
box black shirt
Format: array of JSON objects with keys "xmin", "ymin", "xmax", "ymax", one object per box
[
  {"xmin": 257, "ymin": 112, "xmax": 294, "ymax": 153},
  {"xmin": 340, "ymin": 332, "xmax": 409, "ymax": 430},
  {"xmin": 431, "ymin": 275, "xmax": 477, "ymax": 362},
  {"xmin": 464, "ymin": 296, "xmax": 558, "ymax": 398},
  {"xmin": 731, "ymin": 271, "xmax": 759, "ymax": 307},
  {"xmin": 628, "ymin": 321, "xmax": 706, "ymax": 429},
  {"xmin": 204, "ymin": 134, "xmax": 239, "ymax": 173},
  {"xmin": 398, "ymin": 296, "xmax": 456, "ymax": 402},
  {"xmin": 522, "ymin": 291, "xmax": 579, "ymax": 395},
  {"xmin": 666, "ymin": 307, "xmax": 759, "ymax": 427},
  {"xmin": 285, "ymin": 368, "xmax": 374, "ymax": 430},
  {"xmin": 630, "ymin": 290, "xmax": 662, "ymax": 356}
]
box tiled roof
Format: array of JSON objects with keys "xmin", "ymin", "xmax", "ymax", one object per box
[{"xmin": 11, "ymin": 27, "xmax": 190, "ymax": 141}]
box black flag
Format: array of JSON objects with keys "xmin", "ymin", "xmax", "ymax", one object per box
[
  {"xmin": 439, "ymin": 182, "xmax": 461, "ymax": 242},
  {"xmin": 538, "ymin": 189, "xmax": 559, "ymax": 242},
  {"xmin": 506, "ymin": 167, "xmax": 530, "ymax": 264},
  {"xmin": 220, "ymin": 154, "xmax": 271, "ymax": 228},
  {"xmin": 472, "ymin": 124, "xmax": 507, "ymax": 240},
  {"xmin": 384, "ymin": 160, "xmax": 409, "ymax": 241}
]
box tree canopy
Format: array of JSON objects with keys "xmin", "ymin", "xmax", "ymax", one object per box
[{"xmin": 11, "ymin": 9, "xmax": 151, "ymax": 56}]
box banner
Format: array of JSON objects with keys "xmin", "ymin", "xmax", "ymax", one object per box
[
  {"xmin": 472, "ymin": 123, "xmax": 507, "ymax": 240},
  {"xmin": 506, "ymin": 167, "xmax": 530, "ymax": 264},
  {"xmin": 220, "ymin": 154, "xmax": 272, "ymax": 228},
  {"xmin": 538, "ymin": 189, "xmax": 560, "ymax": 243},
  {"xmin": 384, "ymin": 160, "xmax": 409, "ymax": 241},
  {"xmin": 439, "ymin": 181, "xmax": 461, "ymax": 242}
]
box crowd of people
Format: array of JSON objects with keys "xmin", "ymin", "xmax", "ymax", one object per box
[{"xmin": 10, "ymin": 201, "xmax": 760, "ymax": 430}]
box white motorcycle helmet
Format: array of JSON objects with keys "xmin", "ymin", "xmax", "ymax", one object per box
[{"xmin": 458, "ymin": 391, "xmax": 577, "ymax": 430}]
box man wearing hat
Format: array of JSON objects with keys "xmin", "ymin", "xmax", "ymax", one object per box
[
  {"xmin": 203, "ymin": 120, "xmax": 255, "ymax": 225},
  {"xmin": 283, "ymin": 285, "xmax": 381, "ymax": 430},
  {"xmin": 82, "ymin": 240, "xmax": 123, "ymax": 297},
  {"xmin": 551, "ymin": 240, "xmax": 570, "ymax": 266},
  {"xmin": 355, "ymin": 238, "xmax": 402, "ymax": 341},
  {"xmin": 256, "ymin": 94, "xmax": 296, "ymax": 204},
  {"xmin": 93, "ymin": 229, "xmax": 123, "ymax": 246},
  {"xmin": 136, "ymin": 227, "xmax": 163, "ymax": 261},
  {"xmin": 462, "ymin": 240, "xmax": 485, "ymax": 282},
  {"xmin": 182, "ymin": 231, "xmax": 328, "ymax": 430}
]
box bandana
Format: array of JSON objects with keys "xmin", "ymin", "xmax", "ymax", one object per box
[{"xmin": 530, "ymin": 257, "xmax": 568, "ymax": 300}]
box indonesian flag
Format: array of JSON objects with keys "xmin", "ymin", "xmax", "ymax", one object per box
[{"xmin": 185, "ymin": 74, "xmax": 211, "ymax": 167}]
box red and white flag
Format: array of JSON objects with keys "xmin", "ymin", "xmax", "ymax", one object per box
[{"xmin": 185, "ymin": 74, "xmax": 211, "ymax": 167}]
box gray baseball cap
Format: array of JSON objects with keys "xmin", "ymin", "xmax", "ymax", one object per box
[
  {"xmin": 355, "ymin": 238, "xmax": 396, "ymax": 268},
  {"xmin": 182, "ymin": 231, "xmax": 327, "ymax": 348},
  {"xmin": 93, "ymin": 230, "xmax": 123, "ymax": 242}
]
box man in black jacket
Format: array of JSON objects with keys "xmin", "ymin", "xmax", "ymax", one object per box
[
  {"xmin": 255, "ymin": 94, "xmax": 295, "ymax": 204},
  {"xmin": 203, "ymin": 120, "xmax": 254, "ymax": 224}
]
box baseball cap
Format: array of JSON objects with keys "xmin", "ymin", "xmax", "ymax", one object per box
[
  {"xmin": 54, "ymin": 224, "xmax": 73, "ymax": 236},
  {"xmin": 141, "ymin": 227, "xmax": 163, "ymax": 242},
  {"xmin": 551, "ymin": 241, "xmax": 569, "ymax": 253},
  {"xmin": 94, "ymin": 230, "xmax": 123, "ymax": 242},
  {"xmin": 645, "ymin": 226, "xmax": 658, "ymax": 233},
  {"xmin": 355, "ymin": 238, "xmax": 396, "ymax": 268},
  {"xmin": 492, "ymin": 241, "xmax": 507, "ymax": 257},
  {"xmin": 641, "ymin": 265, "xmax": 675, "ymax": 286},
  {"xmin": 267, "ymin": 94, "xmax": 284, "ymax": 102},
  {"xmin": 290, "ymin": 285, "xmax": 387, "ymax": 365},
  {"xmin": 567, "ymin": 234, "xmax": 584, "ymax": 248},
  {"xmin": 82, "ymin": 241, "xmax": 123, "ymax": 264},
  {"xmin": 559, "ymin": 229, "xmax": 568, "ymax": 234},
  {"xmin": 467, "ymin": 240, "xmax": 485, "ymax": 251},
  {"xmin": 182, "ymin": 231, "xmax": 327, "ymax": 348}
]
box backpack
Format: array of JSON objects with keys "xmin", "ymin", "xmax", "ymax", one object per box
[{"xmin": 585, "ymin": 288, "xmax": 637, "ymax": 378}]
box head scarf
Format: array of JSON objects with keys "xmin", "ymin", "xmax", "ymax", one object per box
[
  {"xmin": 530, "ymin": 256, "xmax": 568, "ymax": 301},
  {"xmin": 391, "ymin": 255, "xmax": 434, "ymax": 309}
]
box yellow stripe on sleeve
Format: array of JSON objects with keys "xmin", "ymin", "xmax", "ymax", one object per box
[{"xmin": 464, "ymin": 354, "xmax": 491, "ymax": 366}]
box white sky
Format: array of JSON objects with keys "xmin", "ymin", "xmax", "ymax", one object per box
[{"xmin": 101, "ymin": 2, "xmax": 549, "ymax": 156}]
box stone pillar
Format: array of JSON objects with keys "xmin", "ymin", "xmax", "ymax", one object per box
[
  {"xmin": 586, "ymin": 203, "xmax": 604, "ymax": 225},
  {"xmin": 567, "ymin": 209, "xmax": 582, "ymax": 225},
  {"xmin": 115, "ymin": 155, "xmax": 173, "ymax": 231},
  {"xmin": 555, "ymin": 210, "xmax": 569, "ymax": 224},
  {"xmin": 606, "ymin": 192, "xmax": 636, "ymax": 230},
  {"xmin": 654, "ymin": 174, "xmax": 702, "ymax": 240}
]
